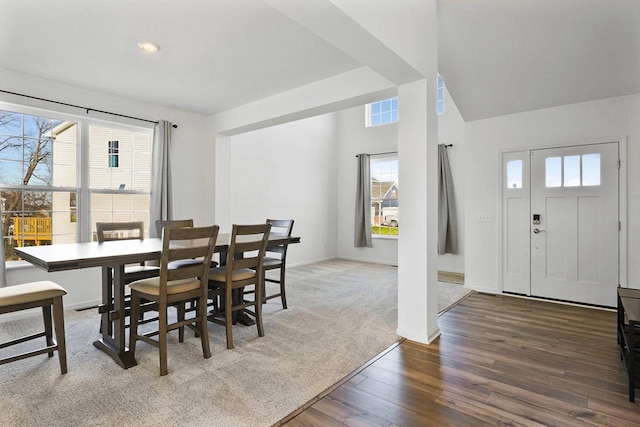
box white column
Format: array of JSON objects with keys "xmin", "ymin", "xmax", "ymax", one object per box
[{"xmin": 397, "ymin": 79, "xmax": 440, "ymax": 343}]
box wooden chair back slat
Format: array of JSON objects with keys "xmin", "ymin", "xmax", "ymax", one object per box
[
  {"xmin": 155, "ymin": 219, "xmax": 194, "ymax": 237},
  {"xmin": 224, "ymin": 223, "xmax": 271, "ymax": 280},
  {"xmin": 96, "ymin": 221, "xmax": 145, "ymax": 242},
  {"xmin": 265, "ymin": 219, "xmax": 294, "ymax": 258},
  {"xmin": 159, "ymin": 226, "xmax": 219, "ymax": 294}
]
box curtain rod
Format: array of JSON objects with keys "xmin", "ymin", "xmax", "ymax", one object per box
[
  {"xmin": 355, "ymin": 151, "xmax": 397, "ymax": 158},
  {"xmin": 355, "ymin": 145, "xmax": 453, "ymax": 158},
  {"xmin": 0, "ymin": 89, "xmax": 178, "ymax": 128}
]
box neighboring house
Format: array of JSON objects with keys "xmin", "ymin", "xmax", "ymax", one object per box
[{"xmin": 371, "ymin": 180, "xmax": 398, "ymax": 226}]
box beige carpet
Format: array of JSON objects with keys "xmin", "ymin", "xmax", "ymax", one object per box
[
  {"xmin": 438, "ymin": 280, "xmax": 472, "ymax": 314},
  {"xmin": 0, "ymin": 259, "xmax": 469, "ymax": 426}
]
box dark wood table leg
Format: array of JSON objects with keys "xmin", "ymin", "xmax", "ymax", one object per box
[
  {"xmin": 93, "ymin": 265, "xmax": 137, "ymax": 369},
  {"xmin": 93, "ymin": 339, "xmax": 137, "ymax": 369}
]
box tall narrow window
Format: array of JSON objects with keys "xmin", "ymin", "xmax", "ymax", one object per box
[
  {"xmin": 437, "ymin": 74, "xmax": 444, "ymax": 115},
  {"xmin": 108, "ymin": 140, "xmax": 119, "ymax": 168},
  {"xmin": 370, "ymin": 157, "xmax": 399, "ymax": 236},
  {"xmin": 365, "ymin": 97, "xmax": 398, "ymax": 127},
  {"xmin": 506, "ymin": 160, "xmax": 523, "ymax": 188}
]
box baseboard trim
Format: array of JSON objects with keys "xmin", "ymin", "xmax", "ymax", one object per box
[
  {"xmin": 336, "ymin": 256, "xmax": 397, "ymax": 267},
  {"xmin": 438, "ymin": 270, "xmax": 464, "ymax": 284}
]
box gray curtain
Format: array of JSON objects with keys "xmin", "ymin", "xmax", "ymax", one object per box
[
  {"xmin": 438, "ymin": 144, "xmax": 458, "ymax": 254},
  {"xmin": 149, "ymin": 120, "xmax": 173, "ymax": 238},
  {"xmin": 0, "ymin": 198, "xmax": 6, "ymax": 287},
  {"xmin": 354, "ymin": 153, "xmax": 372, "ymax": 247}
]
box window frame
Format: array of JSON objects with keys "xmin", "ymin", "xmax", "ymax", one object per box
[
  {"xmin": 437, "ymin": 74, "xmax": 444, "ymax": 115},
  {"xmin": 365, "ymin": 97, "xmax": 399, "ymax": 127},
  {"xmin": 370, "ymin": 155, "xmax": 399, "ymax": 238},
  {"xmin": 0, "ymin": 101, "xmax": 153, "ymax": 263}
]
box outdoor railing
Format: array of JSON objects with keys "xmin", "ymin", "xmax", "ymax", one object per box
[{"xmin": 11, "ymin": 217, "xmax": 52, "ymax": 246}]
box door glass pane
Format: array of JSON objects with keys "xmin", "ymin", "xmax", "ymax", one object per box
[
  {"xmin": 545, "ymin": 157, "xmax": 561, "ymax": 188},
  {"xmin": 582, "ymin": 153, "xmax": 601, "ymax": 186},
  {"xmin": 506, "ymin": 160, "xmax": 523, "ymax": 188},
  {"xmin": 563, "ymin": 155, "xmax": 580, "ymax": 187}
]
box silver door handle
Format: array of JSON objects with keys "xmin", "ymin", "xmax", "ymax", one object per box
[{"xmin": 533, "ymin": 228, "xmax": 545, "ymax": 234}]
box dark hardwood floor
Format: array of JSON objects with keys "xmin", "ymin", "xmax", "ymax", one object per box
[{"xmin": 278, "ymin": 293, "xmax": 640, "ymax": 426}]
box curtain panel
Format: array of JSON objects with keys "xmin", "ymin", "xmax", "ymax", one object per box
[
  {"xmin": 149, "ymin": 120, "xmax": 174, "ymax": 238},
  {"xmin": 354, "ymin": 153, "xmax": 373, "ymax": 247},
  {"xmin": 438, "ymin": 144, "xmax": 458, "ymax": 254}
]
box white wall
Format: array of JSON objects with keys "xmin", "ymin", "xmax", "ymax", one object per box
[
  {"xmin": 223, "ymin": 113, "xmax": 340, "ymax": 266},
  {"xmin": 0, "ymin": 68, "xmax": 212, "ymax": 309},
  {"xmin": 337, "ymin": 105, "xmax": 398, "ymax": 265},
  {"xmin": 465, "ymin": 93, "xmax": 640, "ymax": 293},
  {"xmin": 437, "ymin": 86, "xmax": 466, "ymax": 274}
]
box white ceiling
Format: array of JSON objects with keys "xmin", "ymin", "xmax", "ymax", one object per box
[
  {"xmin": 439, "ymin": 0, "xmax": 640, "ymax": 121},
  {"xmin": 1, "ymin": 0, "xmax": 639, "ymax": 120},
  {"xmin": 0, "ymin": 0, "xmax": 361, "ymax": 116}
]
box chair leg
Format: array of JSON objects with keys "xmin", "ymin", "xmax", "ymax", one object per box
[
  {"xmin": 279, "ymin": 266, "xmax": 287, "ymax": 309},
  {"xmin": 42, "ymin": 304, "xmax": 54, "ymax": 357},
  {"xmin": 178, "ymin": 303, "xmax": 185, "ymax": 343},
  {"xmin": 159, "ymin": 304, "xmax": 168, "ymax": 376},
  {"xmin": 255, "ymin": 279, "xmax": 265, "ymax": 338},
  {"xmin": 129, "ymin": 294, "xmax": 141, "ymax": 358},
  {"xmin": 198, "ymin": 293, "xmax": 211, "ymax": 359},
  {"xmin": 51, "ymin": 296, "xmax": 67, "ymax": 374},
  {"xmin": 225, "ymin": 289, "xmax": 234, "ymax": 349}
]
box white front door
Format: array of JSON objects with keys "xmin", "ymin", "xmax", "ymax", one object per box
[{"xmin": 530, "ymin": 143, "xmax": 619, "ymax": 307}]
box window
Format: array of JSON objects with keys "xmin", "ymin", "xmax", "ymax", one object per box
[
  {"xmin": 366, "ymin": 97, "xmax": 398, "ymax": 127},
  {"xmin": 370, "ymin": 157, "xmax": 399, "ymax": 236},
  {"xmin": 108, "ymin": 140, "xmax": 119, "ymax": 168},
  {"xmin": 89, "ymin": 125, "xmax": 151, "ymax": 239},
  {"xmin": 0, "ymin": 107, "xmax": 152, "ymax": 261},
  {"xmin": 506, "ymin": 160, "xmax": 523, "ymax": 188},
  {"xmin": 545, "ymin": 153, "xmax": 601, "ymax": 188},
  {"xmin": 437, "ymin": 74, "xmax": 444, "ymax": 115}
]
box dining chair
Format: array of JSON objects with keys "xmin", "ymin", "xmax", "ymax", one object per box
[
  {"xmin": 96, "ymin": 221, "xmax": 160, "ymax": 333},
  {"xmin": 128, "ymin": 224, "xmax": 219, "ymax": 376},
  {"xmin": 155, "ymin": 219, "xmax": 219, "ymax": 269},
  {"xmin": 246, "ymin": 219, "xmax": 294, "ymax": 309},
  {"xmin": 96, "ymin": 221, "xmax": 160, "ymax": 282},
  {"xmin": 155, "ymin": 218, "xmax": 219, "ymax": 336},
  {"xmin": 0, "ymin": 281, "xmax": 68, "ymax": 374},
  {"xmin": 208, "ymin": 223, "xmax": 271, "ymax": 349}
]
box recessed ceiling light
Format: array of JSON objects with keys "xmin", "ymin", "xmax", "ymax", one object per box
[{"xmin": 137, "ymin": 41, "xmax": 160, "ymax": 53}]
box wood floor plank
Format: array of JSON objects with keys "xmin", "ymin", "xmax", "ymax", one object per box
[
  {"xmin": 486, "ymin": 391, "xmax": 594, "ymax": 427},
  {"xmin": 281, "ymin": 293, "xmax": 640, "ymax": 426},
  {"xmin": 310, "ymin": 397, "xmax": 393, "ymax": 427},
  {"xmin": 587, "ymin": 396, "xmax": 640, "ymax": 423},
  {"xmin": 285, "ymin": 406, "xmax": 351, "ymax": 427},
  {"xmin": 436, "ymin": 390, "xmax": 545, "ymax": 427}
]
